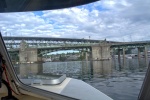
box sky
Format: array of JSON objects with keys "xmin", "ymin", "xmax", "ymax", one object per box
[
  {"xmin": 0, "ymin": 0, "xmax": 150, "ymax": 42},
  {"xmin": 48, "ymin": 50, "xmax": 79, "ymax": 55}
]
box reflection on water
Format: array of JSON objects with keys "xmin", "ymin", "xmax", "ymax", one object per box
[{"xmin": 14, "ymin": 58, "xmax": 148, "ymax": 100}]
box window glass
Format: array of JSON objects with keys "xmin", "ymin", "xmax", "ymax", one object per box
[{"xmin": 0, "ymin": 0, "xmax": 149, "ymax": 99}]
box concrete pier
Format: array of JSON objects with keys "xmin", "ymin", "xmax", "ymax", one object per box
[
  {"xmin": 122, "ymin": 48, "xmax": 126, "ymax": 67},
  {"xmin": 118, "ymin": 49, "xmax": 121, "ymax": 71},
  {"xmin": 91, "ymin": 42, "xmax": 112, "ymax": 76},
  {"xmin": 92, "ymin": 60, "xmax": 112, "ymax": 76},
  {"xmin": 138, "ymin": 47, "xmax": 141, "ymax": 62},
  {"xmin": 19, "ymin": 63, "xmax": 43, "ymax": 77},
  {"xmin": 19, "ymin": 40, "xmax": 38, "ymax": 63},
  {"xmin": 116, "ymin": 48, "xmax": 126, "ymax": 70},
  {"xmin": 85, "ymin": 52, "xmax": 89, "ymax": 61},
  {"xmin": 137, "ymin": 47, "xmax": 149, "ymax": 67},
  {"xmin": 144, "ymin": 46, "xmax": 148, "ymax": 67},
  {"xmin": 92, "ymin": 42, "xmax": 111, "ymax": 60},
  {"xmin": 19, "ymin": 40, "xmax": 43, "ymax": 77}
]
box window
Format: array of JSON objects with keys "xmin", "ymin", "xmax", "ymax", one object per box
[{"xmin": 0, "ymin": 0, "xmax": 149, "ymax": 100}]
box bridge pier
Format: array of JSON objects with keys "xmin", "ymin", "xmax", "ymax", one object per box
[
  {"xmin": 19, "ymin": 63, "xmax": 43, "ymax": 77},
  {"xmin": 19, "ymin": 40, "xmax": 43, "ymax": 77},
  {"xmin": 85, "ymin": 52, "xmax": 89, "ymax": 61},
  {"xmin": 92, "ymin": 60, "xmax": 112, "ymax": 76},
  {"xmin": 137, "ymin": 47, "xmax": 147, "ymax": 68},
  {"xmin": 122, "ymin": 48, "xmax": 126, "ymax": 67},
  {"xmin": 91, "ymin": 42, "xmax": 112, "ymax": 76},
  {"xmin": 117, "ymin": 48, "xmax": 126, "ymax": 70},
  {"xmin": 138, "ymin": 47, "xmax": 141, "ymax": 62},
  {"xmin": 91, "ymin": 42, "xmax": 111, "ymax": 60},
  {"xmin": 144, "ymin": 46, "xmax": 148, "ymax": 67},
  {"xmin": 118, "ymin": 49, "xmax": 121, "ymax": 70}
]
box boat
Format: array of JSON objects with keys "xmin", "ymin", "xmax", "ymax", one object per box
[
  {"xmin": 0, "ymin": 1, "xmax": 150, "ymax": 100},
  {"xmin": 0, "ymin": 0, "xmax": 113, "ymax": 100}
]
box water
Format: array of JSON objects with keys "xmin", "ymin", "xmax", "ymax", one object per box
[{"xmin": 15, "ymin": 58, "xmax": 148, "ymax": 100}]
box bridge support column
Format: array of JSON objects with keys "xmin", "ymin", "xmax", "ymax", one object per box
[
  {"xmin": 144, "ymin": 46, "xmax": 148, "ymax": 67},
  {"xmin": 118, "ymin": 49, "xmax": 121, "ymax": 70},
  {"xmin": 137, "ymin": 47, "xmax": 143, "ymax": 68},
  {"xmin": 92, "ymin": 42, "xmax": 111, "ymax": 60},
  {"xmin": 85, "ymin": 52, "xmax": 88, "ymax": 61},
  {"xmin": 81, "ymin": 52, "xmax": 85, "ymax": 60},
  {"xmin": 123, "ymin": 48, "xmax": 126, "ymax": 67},
  {"xmin": 19, "ymin": 62, "xmax": 43, "ymax": 77},
  {"xmin": 138, "ymin": 47, "xmax": 141, "ymax": 62}
]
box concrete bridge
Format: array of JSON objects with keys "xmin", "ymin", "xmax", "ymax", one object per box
[
  {"xmin": 3, "ymin": 36, "xmax": 116, "ymax": 63},
  {"xmin": 4, "ymin": 36, "xmax": 150, "ymax": 49},
  {"xmin": 4, "ymin": 36, "xmax": 150, "ymax": 67},
  {"xmin": 3, "ymin": 36, "xmax": 118, "ymax": 48},
  {"xmin": 5, "ymin": 37, "xmax": 150, "ymax": 78},
  {"xmin": 111, "ymin": 41, "xmax": 150, "ymax": 48},
  {"xmin": 8, "ymin": 41, "xmax": 148, "ymax": 62}
]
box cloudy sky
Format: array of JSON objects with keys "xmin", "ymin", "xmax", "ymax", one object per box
[{"xmin": 0, "ymin": 0, "xmax": 150, "ymax": 42}]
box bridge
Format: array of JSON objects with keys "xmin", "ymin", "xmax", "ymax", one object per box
[
  {"xmin": 3, "ymin": 36, "xmax": 150, "ymax": 68},
  {"xmin": 4, "ymin": 36, "xmax": 150, "ymax": 48},
  {"xmin": 3, "ymin": 36, "xmax": 117, "ymax": 48},
  {"xmin": 111, "ymin": 41, "xmax": 150, "ymax": 48}
]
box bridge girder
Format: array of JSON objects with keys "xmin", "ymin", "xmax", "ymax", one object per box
[
  {"xmin": 37, "ymin": 46, "xmax": 91, "ymax": 57},
  {"xmin": 3, "ymin": 36, "xmax": 119, "ymax": 48}
]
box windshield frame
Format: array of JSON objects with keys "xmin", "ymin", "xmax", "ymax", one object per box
[{"xmin": 0, "ymin": 32, "xmax": 76, "ymax": 100}]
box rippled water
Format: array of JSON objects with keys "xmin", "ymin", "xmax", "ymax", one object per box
[
  {"xmin": 15, "ymin": 57, "xmax": 148, "ymax": 100},
  {"xmin": 85, "ymin": 72, "xmax": 145, "ymax": 100},
  {"xmin": 42, "ymin": 58, "xmax": 147, "ymax": 100}
]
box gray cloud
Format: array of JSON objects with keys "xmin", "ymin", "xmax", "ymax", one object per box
[
  {"xmin": 120, "ymin": 0, "xmax": 150, "ymax": 22},
  {"xmin": 0, "ymin": 0, "xmax": 150, "ymax": 42}
]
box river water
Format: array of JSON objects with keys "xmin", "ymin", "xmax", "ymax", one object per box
[
  {"xmin": 15, "ymin": 58, "xmax": 148, "ymax": 100},
  {"xmin": 42, "ymin": 58, "xmax": 147, "ymax": 100}
]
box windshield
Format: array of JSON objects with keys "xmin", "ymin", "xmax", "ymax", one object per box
[{"xmin": 0, "ymin": 0, "xmax": 149, "ymax": 100}]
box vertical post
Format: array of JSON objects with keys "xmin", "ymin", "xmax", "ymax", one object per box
[
  {"xmin": 138, "ymin": 47, "xmax": 141, "ymax": 63},
  {"xmin": 118, "ymin": 49, "xmax": 121, "ymax": 71},
  {"xmin": 101, "ymin": 46, "xmax": 103, "ymax": 59},
  {"xmin": 112, "ymin": 49, "xmax": 116, "ymax": 68},
  {"xmin": 81, "ymin": 59, "xmax": 85, "ymax": 80},
  {"xmin": 86, "ymin": 51, "xmax": 91, "ymax": 79},
  {"xmin": 81, "ymin": 51, "xmax": 85, "ymax": 79},
  {"xmin": 144, "ymin": 46, "xmax": 148, "ymax": 67},
  {"xmin": 138, "ymin": 47, "xmax": 141, "ymax": 68},
  {"xmin": 123, "ymin": 48, "xmax": 125, "ymax": 67},
  {"xmin": 85, "ymin": 52, "xmax": 89, "ymax": 61},
  {"xmin": 89, "ymin": 51, "xmax": 93, "ymax": 77},
  {"xmin": 82, "ymin": 52, "xmax": 85, "ymax": 60}
]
